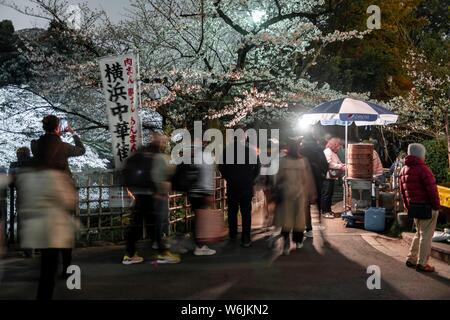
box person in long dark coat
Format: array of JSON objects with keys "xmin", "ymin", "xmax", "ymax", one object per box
[
  {"xmin": 299, "ymin": 133, "xmax": 328, "ymax": 237},
  {"xmin": 219, "ymin": 133, "xmax": 260, "ymax": 248}
]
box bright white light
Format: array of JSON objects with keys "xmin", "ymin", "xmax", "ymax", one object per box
[
  {"xmin": 251, "ymin": 10, "xmax": 266, "ymax": 23},
  {"xmin": 297, "ymin": 118, "xmax": 312, "ymax": 132}
]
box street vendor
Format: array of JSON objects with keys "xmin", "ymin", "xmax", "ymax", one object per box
[
  {"xmin": 362, "ymin": 140, "xmax": 384, "ymax": 180},
  {"xmin": 373, "ymin": 149, "xmax": 384, "ymax": 178},
  {"xmin": 321, "ymin": 137, "xmax": 345, "ymax": 219}
]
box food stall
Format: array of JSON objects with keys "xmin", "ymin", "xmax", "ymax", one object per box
[{"xmin": 300, "ymin": 97, "xmax": 399, "ymax": 231}]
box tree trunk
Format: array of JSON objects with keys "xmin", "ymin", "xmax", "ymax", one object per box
[{"xmin": 445, "ymin": 108, "xmax": 450, "ymax": 171}]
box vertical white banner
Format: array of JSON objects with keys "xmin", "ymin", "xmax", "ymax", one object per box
[{"xmin": 99, "ymin": 53, "xmax": 142, "ymax": 169}]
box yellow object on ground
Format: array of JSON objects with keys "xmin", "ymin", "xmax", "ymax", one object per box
[{"xmin": 437, "ymin": 185, "xmax": 450, "ymax": 208}]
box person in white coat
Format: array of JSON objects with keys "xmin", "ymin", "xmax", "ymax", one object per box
[{"xmin": 16, "ymin": 169, "xmax": 78, "ymax": 300}]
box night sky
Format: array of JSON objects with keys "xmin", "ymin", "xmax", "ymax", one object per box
[{"xmin": 0, "ymin": 0, "xmax": 129, "ymax": 30}]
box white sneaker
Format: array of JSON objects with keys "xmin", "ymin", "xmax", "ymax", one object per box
[
  {"xmin": 296, "ymin": 242, "xmax": 304, "ymax": 249},
  {"xmin": 194, "ymin": 245, "xmax": 216, "ymax": 256},
  {"xmin": 304, "ymin": 230, "xmax": 313, "ymax": 238}
]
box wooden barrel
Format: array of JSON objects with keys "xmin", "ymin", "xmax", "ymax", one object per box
[
  {"xmin": 379, "ymin": 192, "xmax": 395, "ymax": 211},
  {"xmin": 348, "ymin": 144, "xmax": 373, "ymax": 179}
]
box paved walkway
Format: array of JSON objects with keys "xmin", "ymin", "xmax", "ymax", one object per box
[{"xmin": 1, "ymin": 206, "xmax": 449, "ymax": 300}]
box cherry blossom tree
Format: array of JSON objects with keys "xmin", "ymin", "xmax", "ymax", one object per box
[
  {"xmin": 0, "ymin": 86, "xmax": 109, "ymax": 169},
  {"xmin": 1, "ymin": 0, "xmax": 374, "ymax": 160},
  {"xmin": 93, "ymin": 0, "xmax": 371, "ymax": 129},
  {"xmin": 0, "ymin": 0, "xmax": 162, "ymax": 168},
  {"xmin": 388, "ymin": 50, "xmax": 450, "ymax": 168}
]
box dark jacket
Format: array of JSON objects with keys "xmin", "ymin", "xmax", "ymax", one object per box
[
  {"xmin": 399, "ymin": 155, "xmax": 440, "ymax": 211},
  {"xmin": 31, "ymin": 133, "xmax": 86, "ymax": 175},
  {"xmin": 218, "ymin": 140, "xmax": 261, "ymax": 192},
  {"xmin": 300, "ymin": 141, "xmax": 328, "ymax": 185},
  {"xmin": 9, "ymin": 156, "xmax": 34, "ymax": 176}
]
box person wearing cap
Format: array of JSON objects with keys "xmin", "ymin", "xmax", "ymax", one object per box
[{"xmin": 399, "ymin": 143, "xmax": 440, "ymax": 273}]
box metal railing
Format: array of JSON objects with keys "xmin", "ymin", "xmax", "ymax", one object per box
[{"xmin": 5, "ymin": 170, "xmax": 227, "ymax": 245}]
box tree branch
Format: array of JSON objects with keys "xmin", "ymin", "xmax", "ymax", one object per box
[
  {"xmin": 274, "ymin": 0, "xmax": 282, "ymax": 15},
  {"xmin": 256, "ymin": 11, "xmax": 325, "ymax": 33},
  {"xmin": 299, "ymin": 45, "xmax": 324, "ymax": 78},
  {"xmin": 19, "ymin": 86, "xmax": 108, "ymax": 130},
  {"xmin": 196, "ymin": 0, "xmax": 205, "ymax": 54},
  {"xmin": 213, "ymin": 0, "xmax": 249, "ymax": 36}
]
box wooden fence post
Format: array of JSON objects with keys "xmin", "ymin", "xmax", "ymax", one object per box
[
  {"xmin": 7, "ymin": 185, "xmax": 14, "ymax": 243},
  {"xmin": 1, "ymin": 187, "xmax": 7, "ymax": 243}
]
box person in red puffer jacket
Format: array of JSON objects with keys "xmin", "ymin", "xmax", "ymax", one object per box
[{"xmin": 399, "ymin": 143, "xmax": 440, "ymax": 273}]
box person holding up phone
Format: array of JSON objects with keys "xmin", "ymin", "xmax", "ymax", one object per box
[
  {"xmin": 28, "ymin": 115, "xmax": 85, "ymax": 287},
  {"xmin": 31, "ymin": 115, "xmax": 85, "ymax": 175}
]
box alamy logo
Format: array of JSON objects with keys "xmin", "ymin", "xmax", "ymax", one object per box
[
  {"xmin": 366, "ymin": 265, "xmax": 381, "ymax": 290},
  {"xmin": 66, "ymin": 265, "xmax": 81, "ymax": 290},
  {"xmin": 367, "ymin": 5, "xmax": 381, "ymax": 30},
  {"xmin": 170, "ymin": 121, "xmax": 280, "ymax": 175}
]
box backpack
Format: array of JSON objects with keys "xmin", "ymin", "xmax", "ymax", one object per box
[
  {"xmin": 171, "ymin": 163, "xmax": 200, "ymax": 193},
  {"xmin": 122, "ymin": 151, "xmax": 155, "ymax": 191}
]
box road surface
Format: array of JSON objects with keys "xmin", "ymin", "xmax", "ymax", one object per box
[{"xmin": 1, "ymin": 207, "xmax": 449, "ymax": 300}]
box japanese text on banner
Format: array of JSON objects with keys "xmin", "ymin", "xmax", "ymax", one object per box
[{"xmin": 99, "ymin": 53, "xmax": 141, "ymax": 168}]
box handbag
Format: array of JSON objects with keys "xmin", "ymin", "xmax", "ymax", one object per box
[{"xmin": 408, "ymin": 203, "xmax": 432, "ymax": 220}]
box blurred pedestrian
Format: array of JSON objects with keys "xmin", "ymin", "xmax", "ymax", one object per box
[
  {"xmin": 400, "ymin": 143, "xmax": 440, "ymax": 273},
  {"xmin": 9, "ymin": 147, "xmax": 34, "ymax": 173},
  {"xmin": 123, "ymin": 132, "xmax": 180, "ymax": 264},
  {"xmin": 31, "ymin": 115, "xmax": 85, "ymax": 278},
  {"xmin": 148, "ymin": 133, "xmax": 179, "ymax": 263},
  {"xmin": 122, "ymin": 143, "xmax": 156, "ymax": 264},
  {"xmin": 188, "ymin": 139, "xmax": 216, "ymax": 256},
  {"xmin": 0, "ymin": 169, "xmax": 10, "ymax": 259},
  {"xmin": 257, "ymin": 138, "xmax": 283, "ymax": 230},
  {"xmin": 8, "ymin": 147, "xmax": 34, "ymax": 255},
  {"xmin": 299, "ymin": 133, "xmax": 328, "ymax": 237},
  {"xmin": 320, "ymin": 138, "xmax": 345, "ymax": 219},
  {"xmin": 219, "ymin": 128, "xmax": 261, "ymax": 248},
  {"xmin": 274, "ymin": 138, "xmax": 316, "ymax": 255},
  {"xmin": 390, "ymin": 151, "xmax": 407, "ymax": 190},
  {"xmin": 15, "ymin": 167, "xmax": 78, "ymax": 300}
]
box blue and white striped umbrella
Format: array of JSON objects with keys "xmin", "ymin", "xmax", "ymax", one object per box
[
  {"xmin": 301, "ymin": 97, "xmax": 398, "ymax": 126},
  {"xmin": 300, "ymin": 98, "xmax": 398, "ymax": 210}
]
